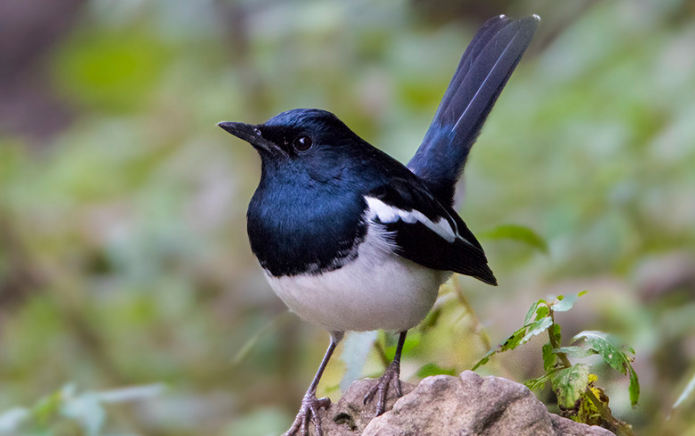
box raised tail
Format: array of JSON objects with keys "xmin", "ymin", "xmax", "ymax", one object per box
[{"xmin": 408, "ymin": 15, "xmax": 539, "ymax": 204}]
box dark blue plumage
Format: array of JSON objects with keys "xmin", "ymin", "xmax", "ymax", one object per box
[
  {"xmin": 409, "ymin": 15, "xmax": 539, "ymax": 204},
  {"xmin": 233, "ymin": 107, "xmax": 497, "ymax": 284},
  {"xmin": 218, "ymin": 15, "xmax": 539, "ymax": 436}
]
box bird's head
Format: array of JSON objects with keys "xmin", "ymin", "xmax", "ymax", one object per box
[{"xmin": 218, "ymin": 109, "xmax": 366, "ymax": 174}]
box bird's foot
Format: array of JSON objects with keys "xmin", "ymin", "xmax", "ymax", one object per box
[
  {"xmin": 363, "ymin": 359, "xmax": 402, "ymax": 416},
  {"xmin": 283, "ymin": 393, "xmax": 331, "ymax": 436}
]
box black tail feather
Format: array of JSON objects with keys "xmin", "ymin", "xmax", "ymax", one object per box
[{"xmin": 408, "ymin": 15, "xmax": 539, "ymax": 204}]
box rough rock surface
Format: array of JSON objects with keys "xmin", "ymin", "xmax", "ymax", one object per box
[{"xmin": 312, "ymin": 371, "xmax": 615, "ymax": 436}]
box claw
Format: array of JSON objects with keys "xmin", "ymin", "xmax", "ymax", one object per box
[
  {"xmin": 363, "ymin": 359, "xmax": 402, "ymax": 416},
  {"xmin": 283, "ymin": 394, "xmax": 331, "ymax": 436},
  {"xmin": 283, "ymin": 334, "xmax": 342, "ymax": 436}
]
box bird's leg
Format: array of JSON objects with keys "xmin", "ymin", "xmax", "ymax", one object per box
[
  {"xmin": 284, "ymin": 332, "xmax": 343, "ymax": 436},
  {"xmin": 363, "ymin": 330, "xmax": 407, "ymax": 416}
]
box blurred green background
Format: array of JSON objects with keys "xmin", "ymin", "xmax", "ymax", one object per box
[{"xmin": 1, "ymin": 0, "xmax": 694, "ymax": 435}]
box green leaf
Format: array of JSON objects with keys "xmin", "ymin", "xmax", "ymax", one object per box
[
  {"xmin": 480, "ymin": 224, "xmax": 549, "ymax": 254},
  {"xmin": 472, "ymin": 349, "xmax": 496, "ymax": 370},
  {"xmin": 628, "ymin": 365, "xmax": 640, "ymax": 407},
  {"xmin": 522, "ymin": 317, "xmax": 554, "ymax": 344},
  {"xmin": 31, "ymin": 390, "xmax": 64, "ymax": 425},
  {"xmin": 548, "ymin": 323, "xmax": 562, "ymax": 347},
  {"xmin": 574, "ymin": 331, "xmax": 640, "ymax": 405},
  {"xmin": 524, "ymin": 299, "xmax": 549, "ymax": 325},
  {"xmin": 472, "ymin": 316, "xmax": 553, "ymax": 370},
  {"xmin": 524, "ymin": 301, "xmax": 540, "ymax": 325},
  {"xmin": 552, "ymin": 292, "xmax": 586, "ymax": 312},
  {"xmin": 551, "ymin": 364, "xmax": 590, "ymax": 409},
  {"xmin": 525, "ymin": 369, "xmax": 559, "ymax": 391},
  {"xmin": 573, "ymin": 331, "xmax": 630, "ymax": 373},
  {"xmin": 416, "ymin": 363, "xmax": 457, "ymax": 378},
  {"xmin": 554, "ymin": 346, "xmax": 596, "ymax": 359},
  {"xmin": 542, "ymin": 343, "xmax": 556, "ymax": 372}
]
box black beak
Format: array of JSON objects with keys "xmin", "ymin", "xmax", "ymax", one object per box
[{"xmin": 218, "ymin": 121, "xmax": 283, "ymax": 155}]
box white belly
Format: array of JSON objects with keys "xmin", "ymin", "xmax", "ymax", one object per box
[{"xmin": 265, "ymin": 229, "xmax": 450, "ymax": 332}]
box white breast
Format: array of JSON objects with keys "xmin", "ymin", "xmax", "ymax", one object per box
[{"xmin": 265, "ymin": 222, "xmax": 450, "ymax": 333}]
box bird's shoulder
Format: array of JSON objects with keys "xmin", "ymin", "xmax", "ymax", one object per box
[
  {"xmin": 364, "ymin": 177, "xmax": 480, "ymax": 248},
  {"xmin": 363, "ymin": 177, "xmax": 496, "ymax": 284}
]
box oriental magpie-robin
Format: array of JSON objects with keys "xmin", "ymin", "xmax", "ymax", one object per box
[{"xmin": 219, "ymin": 14, "xmax": 539, "ymax": 436}]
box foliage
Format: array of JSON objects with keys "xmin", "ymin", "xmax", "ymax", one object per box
[
  {"xmin": 0, "ymin": 384, "xmax": 162, "ymax": 436},
  {"xmin": 473, "ymin": 293, "xmax": 639, "ymax": 435},
  {"xmin": 1, "ymin": 0, "xmax": 694, "ymax": 435},
  {"xmin": 479, "ymin": 224, "xmax": 548, "ymax": 254}
]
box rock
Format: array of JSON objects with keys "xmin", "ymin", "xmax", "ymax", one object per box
[
  {"xmin": 314, "ymin": 371, "xmax": 615, "ymax": 436},
  {"xmin": 313, "ymin": 378, "xmax": 415, "ymax": 435}
]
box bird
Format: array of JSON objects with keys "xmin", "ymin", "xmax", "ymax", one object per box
[{"xmin": 219, "ymin": 14, "xmax": 539, "ymax": 436}]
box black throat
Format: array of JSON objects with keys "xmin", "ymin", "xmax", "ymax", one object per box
[{"xmin": 247, "ymin": 171, "xmax": 368, "ymax": 277}]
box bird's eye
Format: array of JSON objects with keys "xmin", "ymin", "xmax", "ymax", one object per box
[{"xmin": 293, "ymin": 136, "xmax": 312, "ymax": 151}]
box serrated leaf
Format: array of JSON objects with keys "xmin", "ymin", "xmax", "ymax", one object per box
[
  {"xmin": 480, "ymin": 224, "xmax": 548, "ymax": 254},
  {"xmin": 524, "ymin": 376, "xmax": 548, "ymax": 391},
  {"xmin": 551, "ymin": 364, "xmax": 590, "ymax": 409},
  {"xmin": 554, "ymin": 346, "xmax": 596, "ymax": 359},
  {"xmin": 573, "ymin": 331, "xmax": 630, "ymax": 374},
  {"xmin": 525, "ymin": 369, "xmax": 559, "ymax": 391},
  {"xmin": 416, "ymin": 363, "xmax": 456, "ymax": 378},
  {"xmin": 472, "ymin": 316, "xmax": 552, "ymax": 370},
  {"xmin": 520, "ymin": 317, "xmax": 554, "ymax": 345},
  {"xmin": 574, "ymin": 331, "xmax": 640, "ymax": 406},
  {"xmin": 511, "ymin": 318, "xmax": 553, "ymax": 348},
  {"xmin": 524, "ymin": 300, "xmax": 549, "ymax": 325}
]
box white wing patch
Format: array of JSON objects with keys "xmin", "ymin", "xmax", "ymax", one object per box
[{"xmin": 365, "ymin": 196, "xmax": 459, "ymax": 243}]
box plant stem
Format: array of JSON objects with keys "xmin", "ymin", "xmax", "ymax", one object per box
[
  {"xmin": 584, "ymin": 387, "xmax": 636, "ymax": 436},
  {"xmin": 548, "ymin": 307, "xmax": 636, "ymax": 436},
  {"xmin": 548, "ymin": 310, "xmax": 573, "ymax": 368},
  {"xmin": 373, "ymin": 337, "xmax": 390, "ymax": 369},
  {"xmin": 452, "ymin": 276, "xmax": 492, "ymax": 351}
]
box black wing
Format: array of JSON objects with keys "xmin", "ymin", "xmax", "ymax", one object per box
[
  {"xmin": 408, "ymin": 15, "xmax": 539, "ymax": 204},
  {"xmin": 366, "ymin": 179, "xmax": 497, "ymax": 285}
]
